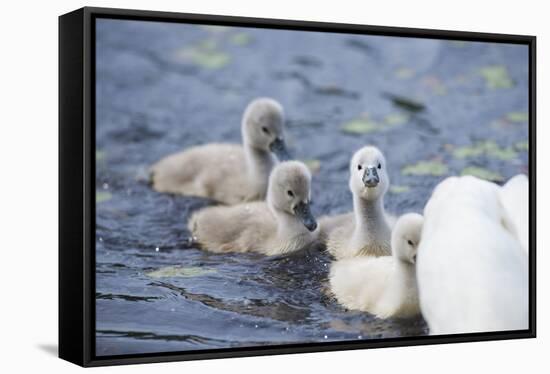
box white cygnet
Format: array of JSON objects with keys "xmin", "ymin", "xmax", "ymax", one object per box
[
  {"xmin": 417, "ymin": 175, "xmax": 528, "ymax": 335},
  {"xmin": 188, "ymin": 161, "xmax": 318, "ymax": 256},
  {"xmin": 329, "ymin": 213, "xmax": 424, "ymax": 319},
  {"xmin": 321, "ymin": 146, "xmax": 393, "ymax": 259},
  {"xmin": 150, "ymin": 98, "xmax": 290, "ymax": 204}
]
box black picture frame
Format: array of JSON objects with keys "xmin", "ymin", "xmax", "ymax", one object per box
[{"xmin": 59, "ymin": 6, "xmax": 537, "ymax": 367}]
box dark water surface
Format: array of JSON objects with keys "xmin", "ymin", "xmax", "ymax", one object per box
[{"xmin": 95, "ymin": 19, "xmax": 529, "ymax": 356}]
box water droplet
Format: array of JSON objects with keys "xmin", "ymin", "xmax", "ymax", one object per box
[
  {"xmin": 102, "ymin": 182, "xmax": 109, "ymax": 190},
  {"xmin": 170, "ymin": 308, "xmax": 175, "ymax": 312},
  {"xmin": 324, "ymin": 335, "xmax": 328, "ymax": 339},
  {"xmin": 155, "ymin": 247, "xmax": 160, "ymax": 252},
  {"xmin": 358, "ymin": 335, "xmax": 363, "ymax": 339},
  {"xmin": 99, "ymin": 237, "xmax": 103, "ymax": 242},
  {"xmin": 254, "ymin": 324, "xmax": 259, "ymax": 328}
]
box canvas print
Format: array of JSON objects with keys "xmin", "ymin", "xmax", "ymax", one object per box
[{"xmin": 95, "ymin": 18, "xmax": 530, "ymax": 356}]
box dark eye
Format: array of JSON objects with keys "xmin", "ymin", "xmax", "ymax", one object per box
[
  {"xmin": 357, "ymin": 165, "xmax": 362, "ymax": 170},
  {"xmin": 261, "ymin": 126, "xmax": 270, "ymax": 134},
  {"xmin": 287, "ymin": 190, "xmax": 294, "ymax": 197},
  {"xmin": 377, "ymin": 163, "xmax": 382, "ymax": 169},
  {"xmin": 407, "ymin": 240, "xmax": 414, "ymax": 246}
]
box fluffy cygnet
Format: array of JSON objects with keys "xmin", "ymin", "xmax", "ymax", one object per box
[
  {"xmin": 322, "ymin": 146, "xmax": 393, "ymax": 259},
  {"xmin": 150, "ymin": 98, "xmax": 290, "ymax": 204},
  {"xmin": 329, "ymin": 213, "xmax": 424, "ymax": 319},
  {"xmin": 188, "ymin": 161, "xmax": 318, "ymax": 256},
  {"xmin": 417, "ymin": 175, "xmax": 528, "ymax": 335}
]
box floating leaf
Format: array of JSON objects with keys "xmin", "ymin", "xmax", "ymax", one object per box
[
  {"xmin": 341, "ymin": 118, "xmax": 380, "ymax": 134},
  {"xmin": 461, "ymin": 166, "xmax": 504, "ymax": 182},
  {"xmin": 96, "ymin": 191, "xmax": 112, "ymax": 203},
  {"xmin": 197, "ymin": 39, "xmax": 217, "ymax": 50},
  {"xmin": 395, "ymin": 67, "xmax": 415, "ymax": 79},
  {"xmin": 341, "ymin": 112, "xmax": 407, "ymax": 135},
  {"xmin": 200, "ymin": 25, "xmax": 230, "ymax": 34},
  {"xmin": 433, "ymin": 84, "xmax": 446, "ymax": 95},
  {"xmin": 176, "ymin": 40, "xmax": 230, "ymax": 69},
  {"xmin": 452, "ymin": 141, "xmax": 517, "ymax": 161},
  {"xmin": 402, "ymin": 160, "xmax": 448, "ymax": 176},
  {"xmin": 315, "ymin": 85, "xmax": 359, "ymax": 99},
  {"xmin": 450, "ymin": 41, "xmax": 467, "ymax": 48},
  {"xmin": 479, "ymin": 65, "xmax": 514, "ymax": 89},
  {"xmin": 389, "ymin": 185, "xmax": 411, "ymax": 194},
  {"xmin": 303, "ymin": 159, "xmax": 321, "ymax": 174},
  {"xmin": 147, "ymin": 266, "xmax": 217, "ymax": 279},
  {"xmin": 384, "ymin": 113, "xmax": 409, "ymax": 126},
  {"xmin": 383, "ymin": 93, "xmax": 426, "ymax": 113},
  {"xmin": 488, "ymin": 148, "xmax": 517, "ymax": 161},
  {"xmin": 505, "ymin": 111, "xmax": 529, "ymax": 123},
  {"xmin": 515, "ymin": 141, "xmax": 529, "ymax": 151},
  {"xmin": 190, "ymin": 51, "xmax": 229, "ymax": 69},
  {"xmin": 96, "ymin": 150, "xmax": 105, "ymax": 162},
  {"xmin": 230, "ymin": 32, "xmax": 252, "ymax": 46}
]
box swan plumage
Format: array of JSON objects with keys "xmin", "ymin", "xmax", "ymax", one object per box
[
  {"xmin": 498, "ymin": 174, "xmax": 529, "ymax": 253},
  {"xmin": 417, "ymin": 175, "xmax": 528, "ymax": 335}
]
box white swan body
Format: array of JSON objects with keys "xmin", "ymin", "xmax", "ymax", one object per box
[
  {"xmin": 322, "ymin": 146, "xmax": 393, "ymax": 259},
  {"xmin": 417, "ymin": 175, "xmax": 528, "ymax": 335},
  {"xmin": 150, "ymin": 98, "xmax": 289, "ymax": 204},
  {"xmin": 188, "ymin": 161, "xmax": 318, "ymax": 256},
  {"xmin": 329, "ymin": 213, "xmax": 424, "ymax": 319},
  {"xmin": 498, "ymin": 174, "xmax": 529, "ymax": 253}
]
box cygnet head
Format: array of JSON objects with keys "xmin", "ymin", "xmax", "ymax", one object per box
[
  {"xmin": 349, "ymin": 146, "xmax": 390, "ymax": 201},
  {"xmin": 241, "ymin": 98, "xmax": 290, "ymax": 161},
  {"xmin": 391, "ymin": 213, "xmax": 424, "ymax": 264},
  {"xmin": 267, "ymin": 161, "xmax": 317, "ymax": 232}
]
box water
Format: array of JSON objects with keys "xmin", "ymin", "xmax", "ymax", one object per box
[{"xmin": 95, "ymin": 18, "xmax": 529, "ymax": 356}]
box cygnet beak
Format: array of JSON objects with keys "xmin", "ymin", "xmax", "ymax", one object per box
[
  {"xmin": 293, "ymin": 201, "xmax": 317, "ymax": 232},
  {"xmin": 269, "ymin": 137, "xmax": 291, "ymax": 161},
  {"xmin": 362, "ymin": 166, "xmax": 380, "ymax": 188}
]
